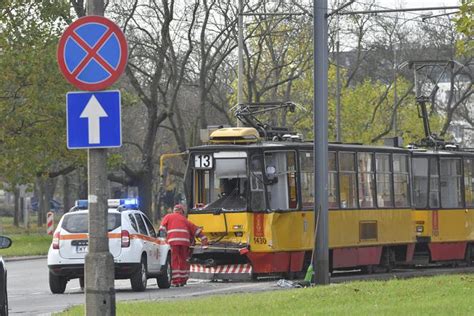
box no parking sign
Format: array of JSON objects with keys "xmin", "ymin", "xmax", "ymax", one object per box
[{"xmin": 57, "ymin": 16, "xmax": 128, "ymax": 91}]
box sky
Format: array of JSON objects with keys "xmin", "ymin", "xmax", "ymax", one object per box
[{"xmin": 376, "ymin": 0, "xmax": 461, "ymax": 9}]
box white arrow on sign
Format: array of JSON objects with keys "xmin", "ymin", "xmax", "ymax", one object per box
[{"xmin": 80, "ymin": 95, "xmax": 108, "ymax": 144}]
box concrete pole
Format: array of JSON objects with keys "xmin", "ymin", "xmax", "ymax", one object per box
[
  {"xmin": 237, "ymin": 0, "xmax": 244, "ymax": 127},
  {"xmin": 335, "ymin": 24, "xmax": 341, "ymax": 142},
  {"xmin": 393, "ymin": 47, "xmax": 398, "ymax": 135},
  {"xmin": 313, "ymin": 0, "xmax": 330, "ymax": 285},
  {"xmin": 84, "ymin": 1, "xmax": 116, "ymax": 315}
]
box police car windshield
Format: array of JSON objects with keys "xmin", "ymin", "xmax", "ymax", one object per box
[{"xmin": 61, "ymin": 212, "xmax": 121, "ymax": 233}]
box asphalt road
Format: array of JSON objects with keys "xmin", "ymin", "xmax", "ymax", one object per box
[
  {"xmin": 7, "ymin": 258, "xmax": 474, "ymax": 315},
  {"xmin": 7, "ymin": 258, "xmax": 278, "ymax": 315}
]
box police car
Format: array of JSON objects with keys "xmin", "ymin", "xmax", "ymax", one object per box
[{"xmin": 47, "ymin": 199, "xmax": 171, "ymax": 294}]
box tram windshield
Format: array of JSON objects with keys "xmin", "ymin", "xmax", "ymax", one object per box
[{"xmin": 192, "ymin": 152, "xmax": 248, "ymax": 211}]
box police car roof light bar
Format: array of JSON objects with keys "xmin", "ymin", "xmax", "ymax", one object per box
[{"xmin": 75, "ymin": 200, "xmax": 89, "ymax": 209}]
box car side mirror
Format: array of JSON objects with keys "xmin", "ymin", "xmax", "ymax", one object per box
[
  {"xmin": 0, "ymin": 236, "xmax": 12, "ymax": 249},
  {"xmin": 265, "ymin": 165, "xmax": 278, "ymax": 185}
]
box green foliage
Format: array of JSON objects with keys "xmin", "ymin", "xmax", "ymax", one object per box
[
  {"xmin": 288, "ymin": 66, "xmax": 443, "ymax": 145},
  {"xmin": 0, "ymin": 0, "xmax": 84, "ymax": 185},
  {"xmin": 231, "ymin": 16, "xmax": 443, "ymax": 146},
  {"xmin": 454, "ymin": 1, "xmax": 474, "ymax": 56}
]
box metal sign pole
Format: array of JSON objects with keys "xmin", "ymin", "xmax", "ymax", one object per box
[
  {"xmin": 313, "ymin": 0, "xmax": 330, "ymax": 285},
  {"xmin": 84, "ymin": 1, "xmax": 116, "ymax": 315}
]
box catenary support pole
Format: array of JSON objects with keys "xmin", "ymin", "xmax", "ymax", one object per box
[
  {"xmin": 237, "ymin": 0, "xmax": 244, "ymax": 127},
  {"xmin": 313, "ymin": 0, "xmax": 330, "ymax": 285},
  {"xmin": 84, "ymin": 1, "xmax": 116, "ymax": 315}
]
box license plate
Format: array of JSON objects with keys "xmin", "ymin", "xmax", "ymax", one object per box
[{"xmin": 76, "ymin": 246, "xmax": 88, "ymax": 253}]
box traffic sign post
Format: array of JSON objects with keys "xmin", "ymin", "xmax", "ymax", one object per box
[{"xmin": 57, "ymin": 1, "xmax": 127, "ymax": 314}]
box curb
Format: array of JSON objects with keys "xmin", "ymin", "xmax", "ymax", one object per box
[{"xmin": 4, "ymin": 255, "xmax": 47, "ymax": 262}]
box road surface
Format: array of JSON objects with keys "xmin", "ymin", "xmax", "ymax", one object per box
[
  {"xmin": 8, "ymin": 258, "xmax": 474, "ymax": 315},
  {"xmin": 7, "ymin": 258, "xmax": 277, "ymax": 315}
]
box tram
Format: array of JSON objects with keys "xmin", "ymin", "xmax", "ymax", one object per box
[{"xmin": 184, "ymin": 102, "xmax": 474, "ymax": 280}]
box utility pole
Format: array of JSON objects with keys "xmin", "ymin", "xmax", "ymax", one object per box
[
  {"xmin": 313, "ymin": 0, "xmax": 329, "ymax": 285},
  {"xmin": 84, "ymin": 0, "xmax": 116, "ymax": 315},
  {"xmin": 237, "ymin": 0, "xmax": 244, "ymax": 127},
  {"xmin": 335, "ymin": 13, "xmax": 341, "ymax": 142},
  {"xmin": 393, "ymin": 47, "xmax": 398, "ymax": 135}
]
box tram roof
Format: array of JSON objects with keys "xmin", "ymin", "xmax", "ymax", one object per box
[
  {"xmin": 190, "ymin": 141, "xmax": 474, "ymax": 156},
  {"xmin": 190, "ymin": 141, "xmax": 410, "ymax": 153}
]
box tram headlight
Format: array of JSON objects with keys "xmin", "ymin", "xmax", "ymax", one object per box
[{"xmin": 416, "ymin": 225, "xmax": 424, "ymax": 233}]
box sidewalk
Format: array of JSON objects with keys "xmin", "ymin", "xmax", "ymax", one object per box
[{"xmin": 4, "ymin": 255, "xmax": 47, "ymax": 262}]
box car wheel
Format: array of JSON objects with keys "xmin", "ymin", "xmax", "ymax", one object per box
[
  {"xmin": 130, "ymin": 256, "xmax": 147, "ymax": 292},
  {"xmin": 49, "ymin": 271, "xmax": 67, "ymax": 294},
  {"xmin": 157, "ymin": 254, "xmax": 171, "ymax": 289}
]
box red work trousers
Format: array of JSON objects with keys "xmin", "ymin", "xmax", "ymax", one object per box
[{"xmin": 170, "ymin": 244, "xmax": 191, "ymax": 285}]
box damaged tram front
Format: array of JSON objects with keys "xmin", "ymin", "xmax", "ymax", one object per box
[{"xmin": 186, "ymin": 127, "xmax": 314, "ymax": 280}]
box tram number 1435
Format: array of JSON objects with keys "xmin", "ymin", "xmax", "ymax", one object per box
[{"xmin": 194, "ymin": 154, "xmax": 213, "ymax": 169}]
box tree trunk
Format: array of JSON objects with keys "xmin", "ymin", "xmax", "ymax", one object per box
[
  {"xmin": 36, "ymin": 176, "xmax": 45, "ymax": 227},
  {"xmin": 62, "ymin": 174, "xmax": 72, "ymax": 212},
  {"xmin": 78, "ymin": 168, "xmax": 88, "ymax": 199},
  {"xmin": 13, "ymin": 187, "xmax": 19, "ymax": 227},
  {"xmin": 137, "ymin": 172, "xmax": 153, "ymax": 219}
]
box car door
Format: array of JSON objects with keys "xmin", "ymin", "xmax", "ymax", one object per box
[
  {"xmin": 141, "ymin": 214, "xmax": 161, "ymax": 272},
  {"xmin": 133, "ymin": 213, "xmax": 154, "ymax": 272}
]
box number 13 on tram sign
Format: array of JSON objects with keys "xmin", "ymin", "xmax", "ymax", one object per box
[{"xmin": 195, "ymin": 154, "xmax": 213, "ymax": 169}]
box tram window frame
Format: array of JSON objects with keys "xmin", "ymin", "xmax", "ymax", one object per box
[
  {"xmin": 375, "ymin": 153, "xmax": 394, "ymax": 208},
  {"xmin": 264, "ymin": 150, "xmax": 299, "ymax": 211},
  {"xmin": 249, "ymin": 153, "xmax": 267, "ymax": 211},
  {"xmin": 393, "ymin": 154, "xmax": 410, "ymax": 208},
  {"xmin": 413, "ymin": 157, "xmax": 429, "ymax": 209},
  {"xmin": 357, "ymin": 152, "xmax": 376, "ymax": 209},
  {"xmin": 339, "ymin": 151, "xmax": 358, "ymax": 209},
  {"xmin": 191, "ymin": 152, "xmax": 250, "ymax": 212},
  {"xmin": 440, "ymin": 157, "xmax": 463, "ymax": 209},
  {"xmin": 429, "ymin": 157, "xmax": 440, "ymax": 209},
  {"xmin": 328, "ymin": 151, "xmax": 339, "ymax": 209},
  {"xmin": 299, "ymin": 150, "xmax": 314, "ymax": 210},
  {"xmin": 464, "ymin": 158, "xmax": 474, "ymax": 208}
]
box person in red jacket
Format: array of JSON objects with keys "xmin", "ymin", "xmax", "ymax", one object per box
[{"xmin": 159, "ymin": 203, "xmax": 208, "ymax": 287}]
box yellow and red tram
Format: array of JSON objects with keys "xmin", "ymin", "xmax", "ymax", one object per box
[{"xmin": 185, "ymin": 127, "xmax": 474, "ymax": 280}]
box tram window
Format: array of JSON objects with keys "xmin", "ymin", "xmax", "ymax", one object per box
[
  {"xmin": 413, "ymin": 157, "xmax": 428, "ymax": 208},
  {"xmin": 376, "ymin": 153, "xmax": 393, "ymax": 207},
  {"xmin": 264, "ymin": 151, "xmax": 298, "ymax": 210},
  {"xmin": 193, "ymin": 169, "xmax": 211, "ymax": 206},
  {"xmin": 358, "ymin": 152, "xmax": 375, "ymax": 208},
  {"xmin": 300, "ymin": 151, "xmax": 314, "ymax": 208},
  {"xmin": 440, "ymin": 158, "xmax": 463, "ymax": 208},
  {"xmin": 393, "ymin": 154, "xmax": 409, "ymax": 207},
  {"xmin": 464, "ymin": 158, "xmax": 474, "ymax": 207},
  {"xmin": 429, "ymin": 157, "xmax": 440, "ymax": 208},
  {"xmin": 194, "ymin": 156, "xmax": 248, "ymax": 211},
  {"xmin": 339, "ymin": 152, "xmax": 357, "ymax": 208},
  {"xmin": 328, "ymin": 152, "xmax": 338, "ymax": 209},
  {"xmin": 250, "ymin": 156, "xmax": 265, "ymax": 211}
]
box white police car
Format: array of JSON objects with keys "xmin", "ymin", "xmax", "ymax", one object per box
[{"xmin": 47, "ymin": 199, "xmax": 171, "ymax": 294}]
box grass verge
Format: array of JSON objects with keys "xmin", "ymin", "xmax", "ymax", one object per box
[
  {"xmin": 58, "ymin": 274, "xmax": 474, "ymax": 315},
  {"xmin": 0, "ymin": 215, "xmax": 53, "ymax": 257}
]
